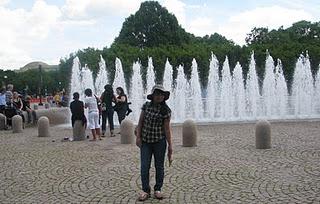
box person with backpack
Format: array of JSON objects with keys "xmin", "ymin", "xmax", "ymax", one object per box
[{"xmin": 100, "ymin": 84, "xmax": 116, "ymax": 137}]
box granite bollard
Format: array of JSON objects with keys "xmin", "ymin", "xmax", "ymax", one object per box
[
  {"xmin": 182, "ymin": 119, "xmax": 197, "ymax": 147},
  {"xmin": 0, "ymin": 113, "xmax": 6, "ymax": 130},
  {"xmin": 73, "ymin": 120, "xmax": 86, "ymax": 141},
  {"xmin": 34, "ymin": 108, "xmax": 70, "ymax": 125},
  {"xmin": 12, "ymin": 115, "xmax": 23, "ymax": 133},
  {"xmin": 120, "ymin": 119, "xmax": 134, "ymax": 144},
  {"xmin": 255, "ymin": 120, "xmax": 271, "ymax": 149},
  {"xmin": 45, "ymin": 103, "xmax": 50, "ymax": 109},
  {"xmin": 38, "ymin": 116, "xmax": 50, "ymax": 137}
]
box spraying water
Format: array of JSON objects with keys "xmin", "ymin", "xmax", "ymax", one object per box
[
  {"xmin": 95, "ymin": 55, "xmax": 109, "ymax": 96},
  {"xmin": 220, "ymin": 57, "xmax": 233, "ymax": 120},
  {"xmin": 163, "ymin": 59, "xmax": 174, "ymax": 112},
  {"xmin": 187, "ymin": 59, "xmax": 204, "ymax": 120},
  {"xmin": 274, "ymin": 59, "xmax": 288, "ymax": 117},
  {"xmin": 71, "ymin": 52, "xmax": 320, "ymax": 123},
  {"xmin": 206, "ymin": 53, "xmax": 220, "ymax": 119},
  {"xmin": 232, "ymin": 62, "xmax": 245, "ymax": 118},
  {"xmin": 113, "ymin": 58, "xmax": 127, "ymax": 95},
  {"xmin": 69, "ymin": 57, "xmax": 82, "ymax": 100},
  {"xmin": 292, "ymin": 54, "xmax": 313, "ymax": 117},
  {"xmin": 173, "ymin": 65, "xmax": 187, "ymax": 122},
  {"xmin": 129, "ymin": 62, "xmax": 145, "ymax": 121},
  {"xmin": 245, "ymin": 52, "xmax": 260, "ymax": 119},
  {"xmin": 262, "ymin": 53, "xmax": 276, "ymax": 117},
  {"xmin": 146, "ymin": 57, "xmax": 155, "ymax": 95}
]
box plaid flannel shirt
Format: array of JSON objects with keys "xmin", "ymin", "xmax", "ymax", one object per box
[{"xmin": 141, "ymin": 102, "xmax": 171, "ymax": 143}]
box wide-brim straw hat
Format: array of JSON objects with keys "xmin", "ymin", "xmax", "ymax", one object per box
[{"xmin": 147, "ymin": 84, "xmax": 170, "ymax": 101}]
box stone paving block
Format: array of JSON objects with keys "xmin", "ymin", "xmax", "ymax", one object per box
[{"xmin": 0, "ymin": 120, "xmax": 320, "ymax": 203}]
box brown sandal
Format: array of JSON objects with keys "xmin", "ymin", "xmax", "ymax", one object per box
[
  {"xmin": 138, "ymin": 192, "xmax": 149, "ymax": 201},
  {"xmin": 154, "ymin": 191, "xmax": 164, "ymax": 200}
]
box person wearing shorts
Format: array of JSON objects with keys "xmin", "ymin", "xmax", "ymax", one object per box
[{"xmin": 84, "ymin": 88, "xmax": 101, "ymax": 141}]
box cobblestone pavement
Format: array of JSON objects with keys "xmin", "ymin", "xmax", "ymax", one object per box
[{"xmin": 1, "ymin": 120, "xmax": 320, "ymax": 203}]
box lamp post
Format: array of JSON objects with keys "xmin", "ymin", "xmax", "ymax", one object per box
[
  {"xmin": 3, "ymin": 75, "xmax": 7, "ymax": 87},
  {"xmin": 38, "ymin": 64, "xmax": 43, "ymax": 106}
]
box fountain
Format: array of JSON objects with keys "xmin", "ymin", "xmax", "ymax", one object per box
[
  {"xmin": 163, "ymin": 59, "xmax": 174, "ymax": 114},
  {"xmin": 292, "ymin": 54, "xmax": 313, "ymax": 117},
  {"xmin": 113, "ymin": 58, "xmax": 127, "ymax": 95},
  {"xmin": 186, "ymin": 59, "xmax": 204, "ymax": 120},
  {"xmin": 220, "ymin": 57, "xmax": 233, "ymax": 120},
  {"xmin": 146, "ymin": 57, "xmax": 155, "ymax": 96},
  {"xmin": 129, "ymin": 62, "xmax": 144, "ymax": 121},
  {"xmin": 95, "ymin": 55, "xmax": 109, "ymax": 96},
  {"xmin": 206, "ymin": 53, "xmax": 220, "ymax": 120},
  {"xmin": 245, "ymin": 53, "xmax": 259, "ymax": 119},
  {"xmin": 262, "ymin": 53, "xmax": 277, "ymax": 117},
  {"xmin": 69, "ymin": 52, "xmax": 320, "ymax": 123},
  {"xmin": 173, "ymin": 65, "xmax": 187, "ymax": 121},
  {"xmin": 232, "ymin": 62, "xmax": 245, "ymax": 119}
]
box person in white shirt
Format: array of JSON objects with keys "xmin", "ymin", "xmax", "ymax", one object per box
[{"xmin": 84, "ymin": 88, "xmax": 101, "ymax": 141}]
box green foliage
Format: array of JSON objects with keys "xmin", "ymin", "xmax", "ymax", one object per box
[
  {"xmin": 114, "ymin": 1, "xmax": 191, "ymax": 48},
  {"xmin": 245, "ymin": 20, "xmax": 320, "ymax": 84},
  {"xmin": 4, "ymin": 2, "xmax": 319, "ymax": 96},
  {"xmin": 77, "ymin": 48, "xmax": 102, "ymax": 78}
]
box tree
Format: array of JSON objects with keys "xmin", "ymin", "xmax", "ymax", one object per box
[
  {"xmin": 245, "ymin": 27, "xmax": 269, "ymax": 45},
  {"xmin": 114, "ymin": 1, "xmax": 191, "ymax": 48}
]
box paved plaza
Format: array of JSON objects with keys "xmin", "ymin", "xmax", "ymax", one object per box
[{"xmin": 0, "ymin": 120, "xmax": 320, "ymax": 203}]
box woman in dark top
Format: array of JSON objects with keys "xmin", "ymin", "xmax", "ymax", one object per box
[
  {"xmin": 69, "ymin": 92, "xmax": 86, "ymax": 127},
  {"xmin": 114, "ymin": 87, "xmax": 128, "ymax": 125},
  {"xmin": 100, "ymin": 84, "xmax": 116, "ymax": 137}
]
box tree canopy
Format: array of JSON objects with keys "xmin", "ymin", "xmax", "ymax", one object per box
[{"xmin": 3, "ymin": 2, "xmax": 320, "ymax": 95}]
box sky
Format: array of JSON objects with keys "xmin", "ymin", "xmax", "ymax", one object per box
[{"xmin": 0, "ymin": 0, "xmax": 319, "ymax": 70}]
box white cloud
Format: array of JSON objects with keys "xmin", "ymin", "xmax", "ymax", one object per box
[
  {"xmin": 188, "ymin": 17, "xmax": 216, "ymax": 37},
  {"xmin": 27, "ymin": 0, "xmax": 61, "ymax": 39},
  {"xmin": 0, "ymin": 0, "xmax": 63, "ymax": 69},
  {"xmin": 162, "ymin": 0, "xmax": 186, "ymax": 26},
  {"xmin": 62, "ymin": 0, "xmax": 143, "ymax": 19},
  {"xmin": 0, "ymin": 0, "xmax": 9, "ymax": 6},
  {"xmin": 219, "ymin": 5, "xmax": 314, "ymax": 45}
]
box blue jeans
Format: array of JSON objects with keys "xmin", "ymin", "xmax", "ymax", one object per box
[{"xmin": 140, "ymin": 138, "xmax": 167, "ymax": 193}]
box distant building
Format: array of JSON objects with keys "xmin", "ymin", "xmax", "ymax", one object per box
[{"xmin": 15, "ymin": 61, "xmax": 58, "ymax": 73}]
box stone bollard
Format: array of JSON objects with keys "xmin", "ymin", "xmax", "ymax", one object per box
[
  {"xmin": 0, "ymin": 113, "xmax": 6, "ymax": 130},
  {"xmin": 33, "ymin": 104, "xmax": 38, "ymax": 110},
  {"xmin": 12, "ymin": 115, "xmax": 23, "ymax": 133},
  {"xmin": 255, "ymin": 120, "xmax": 271, "ymax": 149},
  {"xmin": 34, "ymin": 108, "xmax": 70, "ymax": 125},
  {"xmin": 45, "ymin": 103, "xmax": 50, "ymax": 109},
  {"xmin": 120, "ymin": 119, "xmax": 134, "ymax": 144},
  {"xmin": 38, "ymin": 116, "xmax": 50, "ymax": 137},
  {"xmin": 182, "ymin": 119, "xmax": 197, "ymax": 147},
  {"xmin": 73, "ymin": 120, "xmax": 86, "ymax": 141}
]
